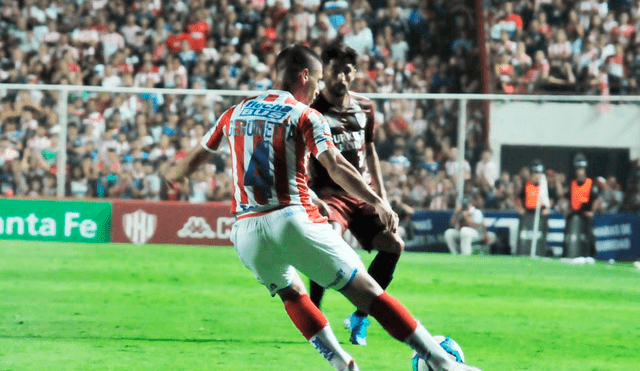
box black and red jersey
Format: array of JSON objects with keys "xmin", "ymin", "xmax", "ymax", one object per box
[{"xmin": 308, "ymin": 91, "xmax": 375, "ymax": 192}]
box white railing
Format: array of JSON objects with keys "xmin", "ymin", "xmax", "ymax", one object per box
[{"xmin": 1, "ymin": 83, "xmax": 638, "ymax": 202}]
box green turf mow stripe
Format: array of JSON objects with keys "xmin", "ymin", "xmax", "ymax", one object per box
[{"xmin": 1, "ymin": 240, "xmax": 639, "ymax": 371}]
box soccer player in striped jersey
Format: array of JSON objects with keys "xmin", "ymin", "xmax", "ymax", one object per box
[
  {"xmin": 163, "ymin": 44, "xmax": 481, "ymax": 371},
  {"xmin": 308, "ymin": 42, "xmax": 405, "ymax": 346}
]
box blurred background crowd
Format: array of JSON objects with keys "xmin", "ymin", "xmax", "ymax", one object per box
[
  {"xmin": 488, "ymin": 0, "xmax": 640, "ymax": 95},
  {"xmin": 0, "ymin": 0, "xmax": 639, "ymax": 213}
]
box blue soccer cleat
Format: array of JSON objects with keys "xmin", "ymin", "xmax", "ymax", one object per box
[{"xmin": 349, "ymin": 313, "xmax": 370, "ymax": 346}]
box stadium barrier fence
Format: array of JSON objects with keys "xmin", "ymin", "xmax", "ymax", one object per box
[
  {"xmin": 1, "ymin": 84, "xmax": 639, "ymax": 260},
  {"xmin": 0, "ymin": 197, "xmax": 637, "ymax": 260},
  {"xmin": 408, "ymin": 210, "xmax": 640, "ymax": 261},
  {"xmin": 2, "ymin": 83, "xmax": 640, "ymax": 202}
]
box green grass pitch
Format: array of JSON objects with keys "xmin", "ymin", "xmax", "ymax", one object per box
[{"xmin": 1, "ymin": 240, "xmax": 639, "ymax": 371}]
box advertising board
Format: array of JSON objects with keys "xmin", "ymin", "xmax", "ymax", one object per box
[
  {"xmin": 111, "ymin": 200, "xmax": 234, "ymax": 246},
  {"xmin": 0, "ymin": 199, "xmax": 111, "ymax": 243}
]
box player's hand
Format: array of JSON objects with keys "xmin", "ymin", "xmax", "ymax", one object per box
[
  {"xmin": 160, "ymin": 165, "xmax": 184, "ymax": 190},
  {"xmin": 312, "ymin": 197, "xmax": 332, "ymax": 218},
  {"xmin": 585, "ymin": 211, "xmax": 594, "ymax": 219},
  {"xmin": 542, "ymin": 208, "xmax": 550, "ymax": 216},
  {"xmin": 374, "ymin": 199, "xmax": 399, "ymax": 234},
  {"xmin": 160, "ymin": 165, "xmax": 177, "ymax": 183}
]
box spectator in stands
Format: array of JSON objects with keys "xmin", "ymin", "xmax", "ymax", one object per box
[
  {"xmin": 495, "ymin": 52, "xmax": 516, "ymax": 92},
  {"xmin": 417, "ymin": 146, "xmax": 440, "ymax": 177},
  {"xmin": 488, "ymin": 0, "xmax": 640, "ymax": 95},
  {"xmin": 598, "ymin": 176, "xmax": 624, "ymax": 213},
  {"xmin": 68, "ymin": 165, "xmax": 89, "ymax": 198},
  {"xmin": 444, "ymin": 147, "xmax": 471, "ymax": 180},
  {"xmin": 475, "ymin": 148, "xmax": 498, "ymax": 196},
  {"xmin": 0, "ymin": 0, "xmax": 488, "ymax": 204},
  {"xmin": 389, "ymin": 143, "xmax": 411, "ymax": 176}
]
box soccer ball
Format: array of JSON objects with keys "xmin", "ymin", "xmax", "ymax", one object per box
[{"xmin": 411, "ymin": 335, "xmax": 465, "ymax": 371}]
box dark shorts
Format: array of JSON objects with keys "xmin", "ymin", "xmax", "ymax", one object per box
[{"xmin": 321, "ymin": 192, "xmax": 385, "ymax": 252}]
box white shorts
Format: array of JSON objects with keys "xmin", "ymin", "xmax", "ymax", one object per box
[{"xmin": 231, "ymin": 205, "xmax": 365, "ymax": 296}]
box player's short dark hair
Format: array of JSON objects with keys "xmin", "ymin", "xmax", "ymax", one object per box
[
  {"xmin": 321, "ymin": 42, "xmax": 358, "ymax": 67},
  {"xmin": 275, "ymin": 44, "xmax": 321, "ymax": 83}
]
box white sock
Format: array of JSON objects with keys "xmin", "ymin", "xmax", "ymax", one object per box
[
  {"xmin": 308, "ymin": 325, "xmax": 353, "ymax": 371},
  {"xmin": 404, "ymin": 322, "xmax": 454, "ymax": 370}
]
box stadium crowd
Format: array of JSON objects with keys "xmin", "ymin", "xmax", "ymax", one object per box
[
  {"xmin": 0, "ymin": 0, "xmax": 639, "ymax": 214},
  {"xmin": 488, "ymin": 0, "xmax": 640, "ymax": 95}
]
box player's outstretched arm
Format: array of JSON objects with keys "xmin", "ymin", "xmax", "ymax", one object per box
[
  {"xmin": 317, "ymin": 147, "xmax": 398, "ymax": 233},
  {"xmin": 162, "ymin": 144, "xmax": 211, "ymax": 185}
]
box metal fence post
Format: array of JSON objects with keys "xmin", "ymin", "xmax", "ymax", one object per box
[
  {"xmin": 456, "ymin": 99, "xmax": 468, "ymax": 206},
  {"xmin": 56, "ymin": 88, "xmax": 69, "ymax": 198}
]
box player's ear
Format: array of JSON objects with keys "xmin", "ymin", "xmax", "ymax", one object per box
[{"xmin": 300, "ymin": 68, "xmax": 309, "ymax": 84}]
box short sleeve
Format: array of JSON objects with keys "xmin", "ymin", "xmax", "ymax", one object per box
[
  {"xmin": 299, "ymin": 107, "xmax": 335, "ymax": 158},
  {"xmin": 200, "ymin": 107, "xmax": 234, "ymax": 153}
]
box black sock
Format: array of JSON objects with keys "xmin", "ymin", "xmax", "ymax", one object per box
[
  {"xmin": 309, "ymin": 280, "xmax": 325, "ymax": 309},
  {"xmin": 368, "ymin": 251, "xmax": 401, "ymax": 291}
]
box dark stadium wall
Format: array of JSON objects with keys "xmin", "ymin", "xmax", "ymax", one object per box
[{"xmin": 500, "ymin": 145, "xmax": 632, "ymax": 190}]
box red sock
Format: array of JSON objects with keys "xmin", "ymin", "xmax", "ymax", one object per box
[
  {"xmin": 284, "ymin": 294, "xmax": 329, "ymax": 340},
  {"xmin": 368, "ymin": 292, "xmax": 418, "ymax": 341}
]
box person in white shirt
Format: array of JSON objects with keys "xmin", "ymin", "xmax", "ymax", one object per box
[
  {"xmin": 101, "ymin": 22, "xmax": 125, "ymax": 62},
  {"xmin": 444, "ymin": 147, "xmax": 471, "ymax": 179},
  {"xmin": 444, "ymin": 198, "xmax": 487, "ymax": 255},
  {"xmin": 343, "ymin": 19, "xmax": 374, "ymax": 55},
  {"xmin": 121, "ymin": 14, "xmax": 142, "ymax": 46},
  {"xmin": 475, "ymin": 148, "xmax": 498, "ymax": 194}
]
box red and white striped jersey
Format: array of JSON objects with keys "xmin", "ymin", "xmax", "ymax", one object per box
[{"xmin": 200, "ymin": 90, "xmax": 335, "ymax": 221}]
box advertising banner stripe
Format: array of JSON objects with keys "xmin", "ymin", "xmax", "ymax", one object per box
[
  {"xmin": 0, "ymin": 199, "xmax": 111, "ymax": 243},
  {"xmin": 111, "ymin": 200, "xmax": 234, "ymax": 246}
]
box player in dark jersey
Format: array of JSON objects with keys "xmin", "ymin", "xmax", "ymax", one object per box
[{"xmin": 308, "ymin": 42, "xmax": 405, "ymax": 346}]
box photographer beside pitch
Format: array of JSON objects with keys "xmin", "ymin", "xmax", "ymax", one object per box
[
  {"xmin": 307, "ymin": 42, "xmax": 405, "ymax": 346},
  {"xmin": 444, "ymin": 198, "xmax": 490, "ymax": 255},
  {"xmin": 163, "ymin": 45, "xmax": 481, "ymax": 371}
]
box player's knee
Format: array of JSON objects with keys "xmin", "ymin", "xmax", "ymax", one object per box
[
  {"xmin": 339, "ymin": 270, "xmax": 383, "ymax": 312},
  {"xmin": 460, "ymin": 227, "xmax": 475, "ymax": 238},
  {"xmin": 372, "ymin": 231, "xmax": 404, "ymax": 255},
  {"xmin": 277, "ymin": 279, "xmax": 307, "ymax": 302},
  {"xmin": 278, "ymin": 287, "xmax": 300, "ymax": 302},
  {"xmin": 444, "ymin": 228, "xmax": 456, "ymax": 240}
]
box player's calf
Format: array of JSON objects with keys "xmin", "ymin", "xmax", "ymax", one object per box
[
  {"xmin": 340, "ymin": 271, "xmax": 475, "ymax": 370},
  {"xmin": 280, "ymin": 286, "xmax": 354, "ymax": 371},
  {"xmin": 369, "ymin": 231, "xmax": 404, "ymax": 290}
]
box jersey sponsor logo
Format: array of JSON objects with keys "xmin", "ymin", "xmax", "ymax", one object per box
[
  {"xmin": 177, "ymin": 216, "xmax": 235, "ymax": 239},
  {"xmin": 238, "ymin": 101, "xmax": 293, "ymax": 120},
  {"xmin": 123, "ymin": 209, "xmax": 157, "ymax": 245},
  {"xmin": 332, "ymin": 131, "xmax": 364, "ymax": 152}
]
